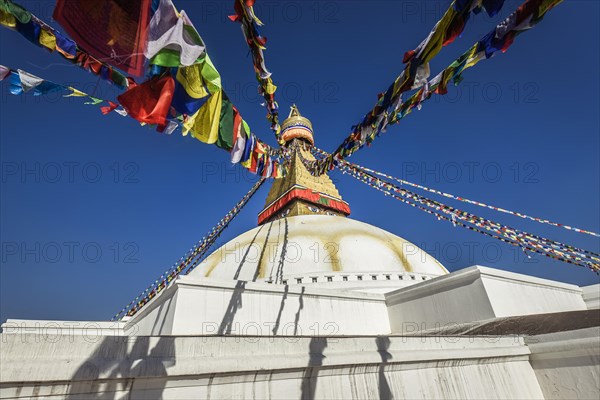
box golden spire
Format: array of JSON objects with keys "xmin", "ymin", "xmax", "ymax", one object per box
[{"xmin": 258, "ymin": 106, "xmax": 350, "ymax": 225}]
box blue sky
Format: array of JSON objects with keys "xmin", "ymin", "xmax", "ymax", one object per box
[{"xmin": 1, "ymin": 0, "xmax": 598, "ymax": 322}]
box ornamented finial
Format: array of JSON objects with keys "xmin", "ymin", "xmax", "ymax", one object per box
[
  {"xmin": 289, "ymin": 104, "xmax": 300, "ymax": 118},
  {"xmin": 280, "ymin": 104, "xmax": 314, "ymax": 145}
]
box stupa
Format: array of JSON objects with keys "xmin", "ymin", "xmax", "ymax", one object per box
[
  {"xmin": 191, "ymin": 106, "xmax": 447, "ymax": 293},
  {"xmin": 0, "ymin": 108, "xmax": 598, "ymax": 399}
]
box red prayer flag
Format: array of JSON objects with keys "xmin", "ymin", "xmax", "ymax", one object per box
[
  {"xmin": 443, "ymin": 16, "xmax": 466, "ymax": 46},
  {"xmin": 403, "ymin": 50, "xmax": 416, "ymax": 64},
  {"xmin": 100, "ymin": 101, "xmax": 119, "ymax": 115},
  {"xmin": 232, "ymin": 106, "xmax": 243, "ymax": 143},
  {"xmin": 53, "ymin": 0, "xmax": 152, "ymax": 76},
  {"xmin": 117, "ymin": 75, "xmax": 175, "ymax": 126},
  {"xmin": 249, "ymin": 149, "xmax": 259, "ymax": 174}
]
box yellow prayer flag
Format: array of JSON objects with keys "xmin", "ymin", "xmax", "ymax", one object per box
[
  {"xmin": 176, "ymin": 64, "xmax": 210, "ymax": 99},
  {"xmin": 183, "ymin": 90, "xmax": 222, "ymax": 144},
  {"xmin": 264, "ymin": 78, "xmax": 277, "ymax": 95},
  {"xmin": 392, "ymin": 71, "xmax": 411, "ymax": 96},
  {"xmin": 65, "ymin": 87, "xmax": 88, "ymax": 97},
  {"xmin": 39, "ymin": 29, "xmax": 57, "ymax": 51},
  {"xmin": 417, "ymin": 7, "xmax": 458, "ymax": 63},
  {"xmin": 0, "ymin": 9, "xmax": 16, "ymax": 28},
  {"xmin": 464, "ymin": 45, "xmax": 484, "ymax": 70},
  {"xmin": 176, "ymin": 54, "xmax": 222, "ymax": 99},
  {"xmin": 540, "ymin": 0, "xmax": 564, "ymax": 16},
  {"xmin": 241, "ymin": 156, "xmax": 252, "ymax": 169}
]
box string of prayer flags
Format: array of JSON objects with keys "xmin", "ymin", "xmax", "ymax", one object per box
[
  {"xmin": 0, "ymin": 65, "xmax": 139, "ymax": 127},
  {"xmin": 404, "ymin": 1, "xmax": 508, "ymax": 66},
  {"xmin": 336, "ymin": 160, "xmax": 599, "ymax": 273},
  {"xmin": 334, "ymin": 0, "xmax": 509, "ymax": 163},
  {"xmin": 1, "ymin": 63, "xmax": 286, "ymax": 179},
  {"xmin": 391, "ymin": 0, "xmax": 565, "ymax": 123},
  {"xmin": 309, "ymin": 0, "xmax": 563, "ymax": 172},
  {"xmin": 402, "ymin": 0, "xmax": 564, "ymax": 132},
  {"xmin": 0, "ymin": 64, "xmax": 130, "ymax": 114},
  {"xmin": 229, "ymin": 0, "xmax": 280, "ymax": 138},
  {"xmin": 112, "ymin": 178, "xmax": 267, "ymax": 320},
  {"xmin": 0, "ymin": 0, "xmax": 129, "ymax": 88},
  {"xmin": 300, "ymin": 146, "xmax": 599, "ymax": 269},
  {"xmin": 53, "ymin": 0, "xmax": 152, "ymax": 77},
  {"xmin": 145, "ymin": 0, "xmax": 206, "ymax": 67},
  {"xmin": 99, "ymin": 0, "xmax": 287, "ymax": 181},
  {"xmin": 312, "ymin": 147, "xmax": 600, "ymax": 238},
  {"xmin": 145, "ymin": 14, "xmax": 286, "ymax": 179}
]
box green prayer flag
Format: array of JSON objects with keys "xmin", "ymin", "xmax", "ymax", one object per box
[
  {"xmin": 216, "ymin": 95, "xmax": 234, "ymax": 150},
  {"xmin": 0, "ymin": 0, "xmax": 31, "ymax": 23}
]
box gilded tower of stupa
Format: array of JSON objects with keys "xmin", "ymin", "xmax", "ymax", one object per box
[{"xmin": 258, "ymin": 106, "xmax": 351, "ymax": 224}]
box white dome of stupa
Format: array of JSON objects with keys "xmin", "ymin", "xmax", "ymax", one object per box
[{"xmin": 189, "ymin": 215, "xmax": 447, "ymax": 293}]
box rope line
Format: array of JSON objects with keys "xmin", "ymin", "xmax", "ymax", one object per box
[
  {"xmin": 112, "ymin": 178, "xmax": 267, "ymax": 320},
  {"xmin": 311, "ymin": 147, "xmax": 599, "ymax": 238},
  {"xmin": 291, "ymin": 143, "xmax": 599, "ymax": 273},
  {"xmin": 340, "ymin": 163, "xmax": 599, "ymax": 272}
]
